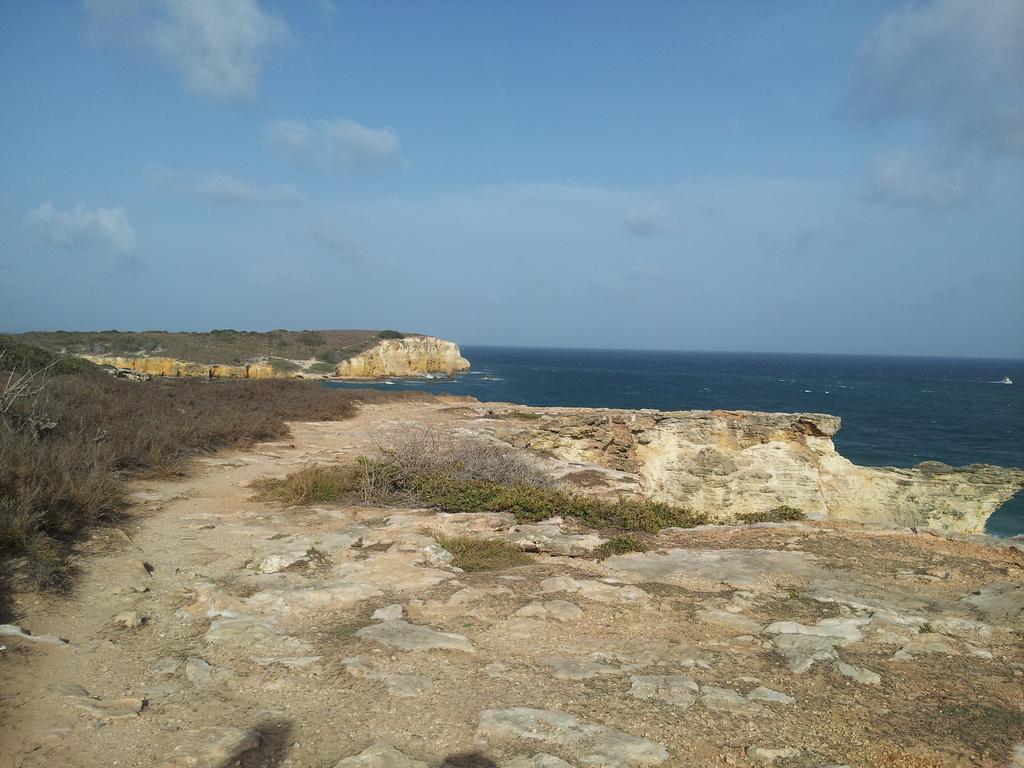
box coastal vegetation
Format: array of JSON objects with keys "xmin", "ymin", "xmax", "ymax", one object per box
[
  {"xmin": 0, "ymin": 338, "xmax": 429, "ymax": 589},
  {"xmin": 737, "ymin": 506, "xmax": 806, "ymax": 524},
  {"xmin": 13, "ymin": 328, "xmax": 407, "ymax": 366},
  {"xmin": 255, "ymin": 428, "xmax": 708, "ymax": 534},
  {"xmin": 433, "ymin": 534, "xmax": 531, "ymax": 571}
]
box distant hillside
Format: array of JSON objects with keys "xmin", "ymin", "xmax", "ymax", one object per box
[{"xmin": 15, "ymin": 329, "xmax": 408, "ymax": 368}]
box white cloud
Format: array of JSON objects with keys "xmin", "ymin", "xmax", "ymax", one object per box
[
  {"xmin": 147, "ymin": 165, "xmax": 303, "ymax": 204},
  {"xmin": 27, "ymin": 202, "xmax": 137, "ymax": 252},
  {"xmin": 266, "ymin": 118, "xmax": 405, "ymax": 170},
  {"xmin": 624, "ymin": 205, "xmax": 666, "ymax": 236},
  {"xmin": 84, "ymin": 0, "xmax": 291, "ymax": 102},
  {"xmin": 868, "ymin": 151, "xmax": 974, "ymax": 208},
  {"xmin": 849, "ymin": 0, "xmax": 1024, "ymax": 154}
]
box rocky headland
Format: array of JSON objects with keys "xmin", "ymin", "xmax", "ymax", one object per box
[
  {"xmin": 13, "ymin": 329, "xmax": 471, "ymax": 380},
  {"xmin": 1, "ymin": 398, "xmax": 1022, "ymax": 768},
  {"xmin": 477, "ymin": 405, "xmax": 1024, "ymax": 535}
]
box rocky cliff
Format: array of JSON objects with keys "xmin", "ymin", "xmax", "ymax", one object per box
[
  {"xmin": 79, "ymin": 356, "xmax": 281, "ymax": 379},
  {"xmin": 477, "ymin": 406, "xmax": 1024, "ymax": 534},
  {"xmin": 333, "ymin": 336, "xmax": 470, "ymax": 378},
  {"xmin": 79, "ymin": 335, "xmax": 470, "ymax": 380}
]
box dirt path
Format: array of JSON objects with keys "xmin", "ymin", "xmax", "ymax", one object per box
[{"xmin": 1, "ymin": 402, "xmax": 1022, "ymax": 768}]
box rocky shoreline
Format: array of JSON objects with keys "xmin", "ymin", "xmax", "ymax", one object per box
[
  {"xmin": 81, "ymin": 334, "xmax": 471, "ymax": 380},
  {"xmin": 475, "ymin": 404, "xmax": 1024, "ymax": 535},
  {"xmin": 1, "ymin": 400, "xmax": 1022, "ymax": 767}
]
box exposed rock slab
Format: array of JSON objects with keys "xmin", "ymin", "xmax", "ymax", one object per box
[
  {"xmin": 355, "ymin": 619, "xmax": 475, "ymax": 653},
  {"xmin": 332, "ymin": 744, "xmax": 428, "ymax": 768},
  {"xmin": 478, "ymin": 707, "xmax": 668, "ymax": 768},
  {"xmin": 475, "ymin": 406, "xmax": 1024, "ymax": 532},
  {"xmin": 156, "ymin": 726, "xmax": 260, "ymax": 768}
]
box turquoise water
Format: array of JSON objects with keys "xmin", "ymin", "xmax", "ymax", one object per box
[{"xmin": 325, "ymin": 347, "xmax": 1024, "ymax": 536}]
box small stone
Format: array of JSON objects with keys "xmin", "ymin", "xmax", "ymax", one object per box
[
  {"xmin": 372, "ymin": 604, "xmax": 404, "ymax": 621},
  {"xmin": 504, "ymin": 755, "xmax": 576, "ymax": 768},
  {"xmin": 0, "ymin": 624, "xmax": 68, "ymax": 646},
  {"xmin": 113, "ymin": 611, "xmax": 144, "ymax": 629},
  {"xmin": 479, "ymin": 708, "xmax": 667, "ymax": 768},
  {"xmin": 151, "ymin": 657, "xmax": 181, "ymax": 676},
  {"xmin": 127, "ymin": 559, "xmax": 153, "ymax": 593},
  {"xmin": 628, "ymin": 675, "xmax": 699, "ymax": 708},
  {"xmin": 157, "ymin": 726, "xmax": 260, "ymax": 767},
  {"xmin": 356, "ymin": 619, "xmax": 475, "ymax": 653},
  {"xmin": 701, "ymin": 685, "xmax": 764, "ymax": 714},
  {"xmin": 544, "ymin": 656, "xmax": 619, "ymax": 681},
  {"xmin": 746, "ymin": 687, "xmax": 796, "ymax": 705},
  {"xmin": 54, "ymin": 683, "xmax": 143, "ymax": 720},
  {"xmin": 332, "ymin": 744, "xmax": 427, "ymax": 768},
  {"xmin": 836, "ymin": 662, "xmax": 881, "ymax": 685},
  {"xmin": 185, "ymin": 656, "xmax": 232, "ymax": 686}
]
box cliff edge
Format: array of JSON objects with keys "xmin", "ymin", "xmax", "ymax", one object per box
[
  {"xmin": 334, "ymin": 335, "xmax": 470, "ymax": 378},
  {"xmin": 55, "ymin": 333, "xmax": 471, "ymax": 379},
  {"xmin": 475, "ymin": 405, "xmax": 1024, "ymax": 534}
]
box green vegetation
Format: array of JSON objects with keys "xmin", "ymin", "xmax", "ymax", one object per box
[
  {"xmin": 737, "ymin": 505, "xmax": 806, "ymax": 524},
  {"xmin": 1, "ymin": 342, "xmax": 432, "ymax": 589},
  {"xmin": 434, "ymin": 534, "xmax": 530, "ymax": 571},
  {"xmin": 308, "ymin": 361, "xmax": 336, "ymax": 374},
  {"xmin": 0, "ymin": 335, "xmax": 100, "ymax": 375},
  {"xmin": 252, "ymin": 464, "xmax": 358, "ymax": 506},
  {"xmin": 13, "ymin": 329, "xmax": 402, "ymax": 366},
  {"xmin": 377, "ymin": 330, "xmax": 405, "ymax": 339},
  {"xmin": 257, "ymin": 429, "xmax": 706, "ymax": 534},
  {"xmin": 596, "ymin": 534, "xmax": 649, "ymax": 557}
]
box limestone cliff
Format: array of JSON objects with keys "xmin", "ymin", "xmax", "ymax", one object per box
[
  {"xmin": 79, "ymin": 335, "xmax": 470, "ymax": 380},
  {"xmin": 477, "ymin": 406, "xmax": 1024, "ymax": 534},
  {"xmin": 80, "ymin": 356, "xmax": 283, "ymax": 379},
  {"xmin": 333, "ymin": 336, "xmax": 470, "ymax": 378}
]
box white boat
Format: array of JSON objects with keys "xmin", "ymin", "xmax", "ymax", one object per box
[{"xmin": 999, "ymin": 377, "xmax": 1013, "ymax": 385}]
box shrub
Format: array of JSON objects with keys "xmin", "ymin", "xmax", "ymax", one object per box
[
  {"xmin": 257, "ymin": 429, "xmax": 706, "ymax": 534},
  {"xmin": 308, "ymin": 362, "xmax": 336, "ymax": 374},
  {"xmin": 1, "ymin": 363, "xmax": 432, "ymax": 589},
  {"xmin": 435, "ymin": 534, "xmax": 530, "ymax": 571},
  {"xmin": 252, "ymin": 465, "xmax": 358, "ymax": 506},
  {"xmin": 596, "ymin": 535, "xmax": 648, "ymax": 557},
  {"xmin": 0, "ymin": 335, "xmax": 99, "ymax": 375},
  {"xmin": 737, "ymin": 505, "xmax": 805, "ymax": 524},
  {"xmin": 377, "ymin": 330, "xmax": 404, "ymax": 339},
  {"xmin": 297, "ymin": 331, "xmax": 325, "ymax": 348}
]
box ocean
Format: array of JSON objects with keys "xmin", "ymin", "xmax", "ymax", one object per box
[{"xmin": 325, "ymin": 347, "xmax": 1024, "ymax": 536}]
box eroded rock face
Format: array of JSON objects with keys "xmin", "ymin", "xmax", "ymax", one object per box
[
  {"xmin": 479, "ymin": 407, "xmax": 1024, "ymax": 533},
  {"xmin": 79, "ymin": 334, "xmax": 470, "ymax": 380},
  {"xmin": 81, "ymin": 355, "xmax": 291, "ymax": 380},
  {"xmin": 333, "ymin": 336, "xmax": 470, "ymax": 378}
]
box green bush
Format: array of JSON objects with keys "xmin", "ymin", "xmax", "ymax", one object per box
[
  {"xmin": 737, "ymin": 505, "xmax": 805, "ymax": 524},
  {"xmin": 0, "ymin": 336, "xmax": 99, "ymax": 375},
  {"xmin": 308, "ymin": 361, "xmax": 336, "ymax": 374},
  {"xmin": 377, "ymin": 330, "xmax": 404, "ymax": 339},
  {"xmin": 596, "ymin": 535, "xmax": 648, "ymax": 557},
  {"xmin": 259, "ymin": 460, "xmax": 706, "ymax": 534},
  {"xmin": 435, "ymin": 534, "xmax": 530, "ymax": 571}
]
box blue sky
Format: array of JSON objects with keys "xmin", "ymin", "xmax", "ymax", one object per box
[{"xmin": 1, "ymin": 0, "xmax": 1022, "ymax": 357}]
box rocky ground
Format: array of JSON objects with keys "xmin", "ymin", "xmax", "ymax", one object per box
[{"xmin": 1, "ymin": 401, "xmax": 1022, "ymax": 768}]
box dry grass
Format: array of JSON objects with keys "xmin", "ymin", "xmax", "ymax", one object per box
[
  {"xmin": 434, "ymin": 534, "xmax": 530, "ymax": 571},
  {"xmin": 1, "ymin": 358, "xmax": 432, "ymax": 589}
]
